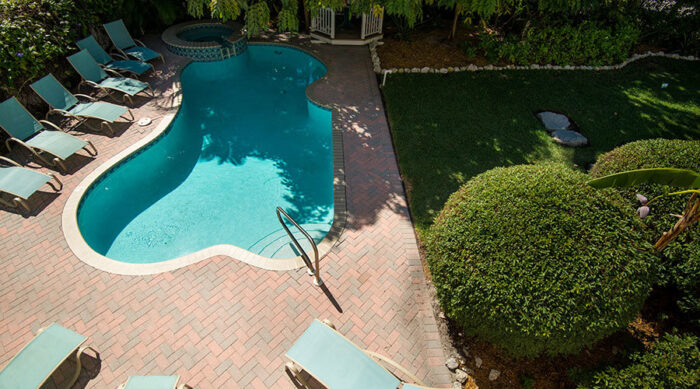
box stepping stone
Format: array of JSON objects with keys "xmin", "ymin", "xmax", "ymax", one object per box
[
  {"xmin": 552, "ymin": 130, "xmax": 588, "ymax": 147},
  {"xmin": 537, "ymin": 111, "xmax": 571, "ymax": 131}
]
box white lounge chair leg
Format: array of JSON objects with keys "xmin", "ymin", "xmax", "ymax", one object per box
[
  {"xmin": 84, "ymin": 140, "xmax": 98, "ymax": 156},
  {"xmin": 322, "ymin": 319, "xmax": 335, "ymax": 330},
  {"xmin": 53, "ymin": 158, "xmax": 67, "ymax": 174},
  {"xmin": 101, "ymin": 122, "xmax": 115, "ymax": 136},
  {"xmin": 68, "ymin": 348, "xmax": 83, "ymax": 388},
  {"xmin": 11, "ymin": 197, "xmax": 30, "ymax": 213},
  {"xmin": 69, "ymin": 345, "xmax": 99, "ymax": 388},
  {"xmin": 285, "ymin": 361, "xmax": 311, "ymax": 389},
  {"xmin": 124, "ymin": 108, "xmax": 135, "ymax": 121},
  {"xmin": 47, "ymin": 173, "xmax": 63, "ymax": 192}
]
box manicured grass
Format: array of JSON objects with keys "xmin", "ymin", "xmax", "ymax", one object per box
[{"xmin": 382, "ymin": 58, "xmax": 700, "ymax": 237}]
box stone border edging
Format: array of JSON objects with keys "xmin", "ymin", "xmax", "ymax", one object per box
[
  {"xmin": 369, "ymin": 42, "xmax": 699, "ymax": 77},
  {"xmin": 62, "ymin": 44, "xmax": 347, "ymax": 275}
]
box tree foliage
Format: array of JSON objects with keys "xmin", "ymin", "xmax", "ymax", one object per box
[
  {"xmin": 186, "ymin": 0, "xmax": 427, "ymax": 36},
  {"xmin": 277, "ymin": 0, "xmax": 299, "ymax": 32}
]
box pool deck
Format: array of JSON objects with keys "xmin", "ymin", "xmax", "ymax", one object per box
[{"xmin": 0, "ymin": 34, "xmax": 451, "ymax": 388}]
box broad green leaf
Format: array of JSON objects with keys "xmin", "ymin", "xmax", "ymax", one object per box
[{"xmin": 588, "ymin": 168, "xmax": 700, "ymax": 189}]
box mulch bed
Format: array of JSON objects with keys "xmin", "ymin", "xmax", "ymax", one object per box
[
  {"xmin": 376, "ymin": 23, "xmax": 667, "ymax": 70},
  {"xmin": 377, "ymin": 24, "xmax": 490, "ymax": 69}
]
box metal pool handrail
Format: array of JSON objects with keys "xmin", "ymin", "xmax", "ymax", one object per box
[{"xmin": 276, "ymin": 207, "xmax": 322, "ymax": 286}]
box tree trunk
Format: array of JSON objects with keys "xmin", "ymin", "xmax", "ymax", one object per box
[
  {"xmin": 654, "ymin": 193, "xmax": 700, "ymax": 251},
  {"xmin": 303, "ymin": 0, "xmax": 310, "ymax": 32},
  {"xmin": 450, "ymin": 5, "xmax": 459, "ymax": 40}
]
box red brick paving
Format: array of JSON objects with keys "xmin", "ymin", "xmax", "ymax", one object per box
[{"xmin": 0, "ymin": 35, "xmax": 451, "ymax": 388}]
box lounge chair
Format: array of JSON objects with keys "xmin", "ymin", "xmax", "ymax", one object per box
[
  {"xmin": 0, "ymin": 156, "xmax": 62, "ymax": 213},
  {"xmin": 104, "ymin": 19, "xmax": 164, "ymax": 64},
  {"xmin": 118, "ymin": 376, "xmax": 192, "ymax": 389},
  {"xmin": 0, "ymin": 323, "xmax": 99, "ymax": 389},
  {"xmin": 30, "ymin": 74, "xmax": 134, "ymax": 136},
  {"xmin": 68, "ymin": 49, "xmax": 153, "ymax": 104},
  {"xmin": 77, "ymin": 35, "xmax": 153, "ymax": 77},
  {"xmin": 285, "ymin": 319, "xmax": 439, "ymax": 389},
  {"xmin": 0, "ymin": 97, "xmax": 97, "ymax": 173}
]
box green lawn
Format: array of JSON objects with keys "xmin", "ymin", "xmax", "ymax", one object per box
[{"xmin": 382, "ymin": 58, "xmax": 700, "ymax": 237}]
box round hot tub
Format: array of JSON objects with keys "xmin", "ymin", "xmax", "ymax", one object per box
[
  {"xmin": 162, "ymin": 20, "xmax": 247, "ymax": 61},
  {"xmin": 177, "ymin": 25, "xmax": 234, "ymax": 42}
]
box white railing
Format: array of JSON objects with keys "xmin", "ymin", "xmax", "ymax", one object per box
[
  {"xmin": 311, "ymin": 8, "xmax": 335, "ymax": 39},
  {"xmin": 361, "ymin": 8, "xmax": 383, "ymax": 39}
]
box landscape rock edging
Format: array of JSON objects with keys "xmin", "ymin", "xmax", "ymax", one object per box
[{"xmin": 370, "ymin": 42, "xmax": 699, "ymax": 76}]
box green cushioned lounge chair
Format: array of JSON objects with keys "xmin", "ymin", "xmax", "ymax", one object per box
[
  {"xmin": 0, "ymin": 323, "xmax": 99, "ymax": 389},
  {"xmin": 77, "ymin": 36, "xmax": 153, "ymax": 77},
  {"xmin": 68, "ymin": 50, "xmax": 153, "ymax": 104},
  {"xmin": 104, "ymin": 19, "xmax": 164, "ymax": 64},
  {"xmin": 30, "ymin": 74, "xmax": 134, "ymax": 136},
  {"xmin": 0, "ymin": 97, "xmax": 97, "ymax": 173},
  {"xmin": 285, "ymin": 319, "xmax": 440, "ymax": 389},
  {"xmin": 118, "ymin": 375, "xmax": 192, "ymax": 389},
  {"xmin": 0, "ymin": 156, "xmax": 62, "ymax": 213}
]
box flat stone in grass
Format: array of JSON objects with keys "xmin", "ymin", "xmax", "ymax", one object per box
[
  {"xmin": 552, "ymin": 129, "xmax": 589, "ymax": 147},
  {"xmin": 536, "ymin": 111, "xmax": 571, "ymax": 132}
]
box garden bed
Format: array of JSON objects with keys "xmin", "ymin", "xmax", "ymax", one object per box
[
  {"xmin": 377, "ymin": 24, "xmax": 490, "ymax": 69},
  {"xmin": 377, "ymin": 23, "xmax": 666, "ymax": 70}
]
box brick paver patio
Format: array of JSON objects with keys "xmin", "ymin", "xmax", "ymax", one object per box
[{"xmin": 0, "ymin": 35, "xmax": 451, "ymax": 388}]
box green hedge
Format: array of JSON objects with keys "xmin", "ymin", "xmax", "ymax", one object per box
[
  {"xmin": 577, "ymin": 333, "xmax": 700, "ymax": 388},
  {"xmin": 590, "ymin": 139, "xmax": 700, "ymax": 326},
  {"xmin": 479, "ymin": 21, "xmax": 640, "ymax": 66},
  {"xmin": 0, "ymin": 0, "xmax": 183, "ymax": 98},
  {"xmin": 0, "ymin": 0, "xmax": 91, "ymax": 96},
  {"xmin": 427, "ymin": 163, "xmax": 656, "ymax": 357}
]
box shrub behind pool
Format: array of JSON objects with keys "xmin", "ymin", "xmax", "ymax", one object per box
[{"xmin": 427, "ymin": 163, "xmax": 656, "ymax": 357}]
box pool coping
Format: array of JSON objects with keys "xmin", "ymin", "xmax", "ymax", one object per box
[{"xmin": 61, "ymin": 43, "xmax": 347, "ymax": 275}]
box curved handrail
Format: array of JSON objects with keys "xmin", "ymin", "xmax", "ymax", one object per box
[{"xmin": 276, "ymin": 207, "xmax": 322, "ymax": 286}]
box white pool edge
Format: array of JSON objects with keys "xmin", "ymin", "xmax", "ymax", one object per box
[{"xmin": 62, "ymin": 46, "xmax": 347, "ymax": 275}]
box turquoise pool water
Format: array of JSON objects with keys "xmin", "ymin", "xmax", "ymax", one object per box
[{"xmin": 77, "ymin": 45, "xmax": 333, "ymax": 263}]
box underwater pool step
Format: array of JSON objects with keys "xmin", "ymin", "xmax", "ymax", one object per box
[{"xmin": 248, "ymin": 224, "xmax": 328, "ymax": 259}]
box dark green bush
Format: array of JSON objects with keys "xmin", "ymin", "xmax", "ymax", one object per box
[
  {"xmin": 591, "ymin": 139, "xmax": 700, "ymax": 326},
  {"xmin": 0, "ymin": 0, "xmax": 183, "ymax": 98},
  {"xmin": 638, "ymin": 0, "xmax": 700, "ymax": 56},
  {"xmin": 0, "ymin": 0, "xmax": 91, "ymax": 96},
  {"xmin": 480, "ymin": 21, "xmax": 640, "ymax": 66},
  {"xmin": 577, "ymin": 333, "xmax": 700, "ymax": 388},
  {"xmin": 427, "ymin": 163, "xmax": 656, "ymax": 358}
]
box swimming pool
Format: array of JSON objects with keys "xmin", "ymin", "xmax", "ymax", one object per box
[{"xmin": 75, "ymin": 45, "xmax": 334, "ymax": 264}]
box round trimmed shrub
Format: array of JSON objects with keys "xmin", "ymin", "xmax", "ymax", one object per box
[
  {"xmin": 427, "ymin": 163, "xmax": 656, "ymax": 357},
  {"xmin": 591, "ymin": 139, "xmax": 700, "ymax": 326}
]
